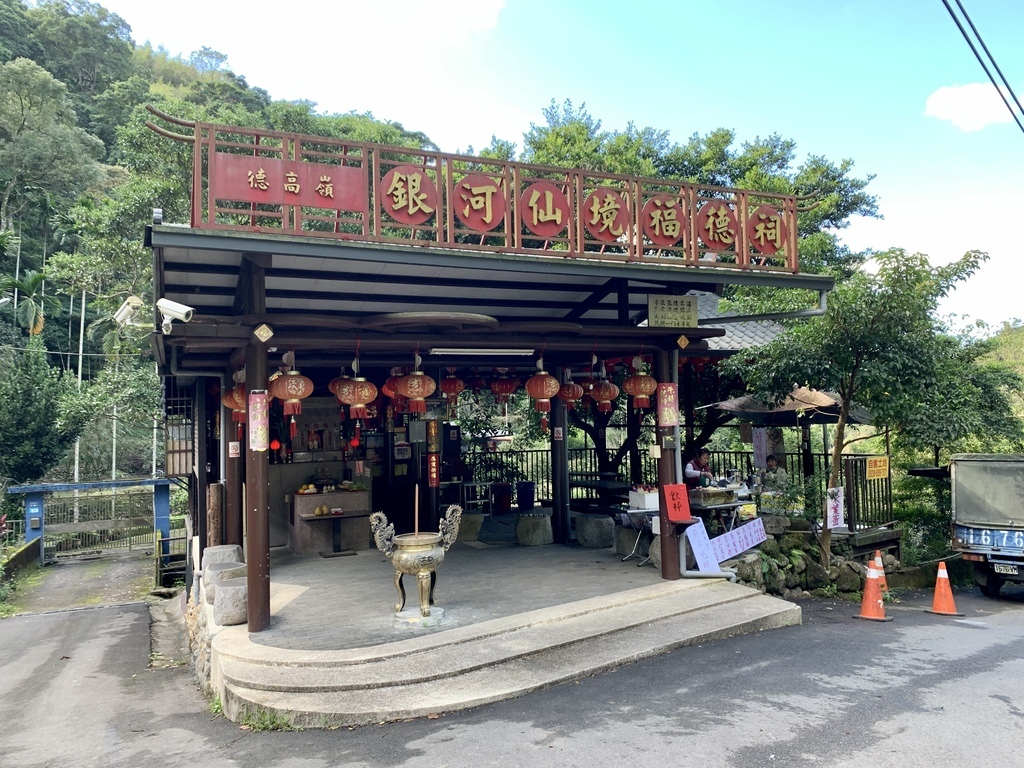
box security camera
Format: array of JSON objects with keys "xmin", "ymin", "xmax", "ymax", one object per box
[
  {"xmin": 113, "ymin": 296, "xmax": 143, "ymax": 327},
  {"xmin": 156, "ymin": 298, "xmax": 195, "ymax": 323},
  {"xmin": 161, "ymin": 319, "xmax": 174, "ymax": 335}
]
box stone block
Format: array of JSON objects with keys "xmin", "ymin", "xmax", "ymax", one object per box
[
  {"xmin": 457, "ymin": 513, "xmax": 485, "ymax": 542},
  {"xmin": 649, "ymin": 534, "xmax": 662, "ymax": 569},
  {"xmin": 213, "ymin": 577, "xmax": 247, "ymax": 626},
  {"xmin": 760, "ymin": 514, "xmax": 791, "ymax": 536},
  {"xmin": 204, "ymin": 561, "xmax": 247, "ymax": 604},
  {"xmin": 576, "ymin": 513, "xmax": 614, "ymax": 548},
  {"xmin": 200, "ymin": 544, "xmax": 244, "ymax": 572},
  {"xmin": 516, "ymin": 512, "xmax": 553, "ymax": 546}
]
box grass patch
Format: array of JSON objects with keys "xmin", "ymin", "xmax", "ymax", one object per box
[
  {"xmin": 239, "ymin": 707, "xmax": 301, "ymax": 732},
  {"xmin": 0, "ymin": 565, "xmax": 44, "ymax": 617}
]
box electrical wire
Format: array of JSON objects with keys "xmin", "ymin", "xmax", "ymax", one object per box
[{"xmin": 942, "ymin": 0, "xmax": 1024, "ymax": 136}]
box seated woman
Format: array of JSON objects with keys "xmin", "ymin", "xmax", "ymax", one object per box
[
  {"xmin": 684, "ymin": 449, "xmax": 714, "ymax": 489},
  {"xmin": 762, "ymin": 454, "xmax": 789, "ymax": 490}
]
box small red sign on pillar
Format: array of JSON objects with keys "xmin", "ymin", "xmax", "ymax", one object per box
[{"xmin": 663, "ymin": 483, "xmax": 691, "ymax": 522}]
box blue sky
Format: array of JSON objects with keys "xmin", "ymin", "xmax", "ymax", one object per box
[{"xmin": 102, "ymin": 0, "xmax": 1024, "ymax": 329}]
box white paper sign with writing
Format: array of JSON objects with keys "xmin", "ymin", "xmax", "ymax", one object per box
[
  {"xmin": 752, "ymin": 428, "xmax": 768, "ymax": 468},
  {"xmin": 827, "ymin": 487, "xmax": 845, "ymax": 530},
  {"xmin": 710, "ymin": 518, "xmax": 768, "ymax": 563},
  {"xmin": 684, "ymin": 519, "xmax": 720, "ymax": 572}
]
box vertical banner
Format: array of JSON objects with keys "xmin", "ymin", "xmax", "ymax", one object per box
[
  {"xmin": 827, "ymin": 487, "xmax": 845, "ymax": 529},
  {"xmin": 248, "ymin": 391, "xmax": 269, "ymax": 451},
  {"xmin": 752, "ymin": 428, "xmax": 768, "ymax": 468},
  {"xmin": 427, "ymin": 453, "xmax": 441, "ymax": 488},
  {"xmin": 656, "ymin": 382, "xmax": 678, "ymax": 428}
]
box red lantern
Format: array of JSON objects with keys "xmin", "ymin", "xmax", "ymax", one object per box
[
  {"xmin": 558, "ymin": 381, "xmax": 585, "ymax": 410},
  {"xmin": 395, "ymin": 371, "xmax": 436, "ymax": 414},
  {"xmin": 467, "ymin": 375, "xmax": 487, "ymax": 402},
  {"xmin": 591, "ymin": 380, "xmax": 620, "ymax": 413},
  {"xmin": 269, "ymin": 370, "xmax": 314, "ymax": 438},
  {"xmin": 338, "ymin": 377, "xmax": 378, "ymax": 419},
  {"xmin": 328, "ymin": 374, "xmax": 350, "ymax": 397},
  {"xmin": 526, "ymin": 371, "xmax": 560, "ymax": 431},
  {"xmin": 439, "ymin": 373, "xmax": 466, "ymax": 418},
  {"xmin": 221, "ymin": 383, "xmax": 246, "ymax": 424},
  {"xmin": 621, "ymin": 371, "xmax": 658, "ymax": 409},
  {"xmin": 382, "ymin": 374, "xmax": 403, "ymax": 398},
  {"xmin": 489, "ymin": 374, "xmax": 518, "ymax": 417}
]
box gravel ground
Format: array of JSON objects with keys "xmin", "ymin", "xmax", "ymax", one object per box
[{"xmin": 6, "ymin": 549, "xmax": 156, "ymax": 614}]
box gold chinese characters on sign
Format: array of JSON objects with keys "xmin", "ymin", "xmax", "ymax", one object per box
[
  {"xmin": 642, "ymin": 194, "xmax": 686, "ymax": 247},
  {"xmin": 648, "ymin": 295, "xmax": 698, "ymax": 328},
  {"xmin": 747, "ymin": 205, "xmax": 787, "ymax": 255},
  {"xmin": 520, "ymin": 181, "xmax": 570, "ymax": 238},
  {"xmin": 583, "ymin": 187, "xmax": 630, "ymax": 241},
  {"xmin": 454, "ymin": 173, "xmax": 505, "ymax": 232},
  {"xmin": 381, "ymin": 165, "xmax": 437, "ymax": 225}
]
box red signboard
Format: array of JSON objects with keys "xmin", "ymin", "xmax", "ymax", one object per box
[
  {"xmin": 454, "ymin": 173, "xmax": 506, "ymax": 232},
  {"xmin": 520, "ymin": 181, "xmax": 570, "ymax": 238},
  {"xmin": 663, "ymin": 483, "xmax": 692, "ymax": 522},
  {"xmin": 747, "ymin": 205, "xmax": 787, "ymax": 255},
  {"xmin": 427, "ymin": 453, "xmax": 441, "ymax": 488},
  {"xmin": 695, "ymin": 201, "xmax": 738, "ymax": 250},
  {"xmin": 583, "ymin": 187, "xmax": 630, "ymax": 241},
  {"xmin": 212, "ymin": 154, "xmax": 365, "ymax": 211},
  {"xmin": 656, "ymin": 382, "xmax": 678, "ymax": 428},
  {"xmin": 642, "ymin": 194, "xmax": 686, "ymax": 246},
  {"xmin": 381, "ymin": 165, "xmax": 438, "ymax": 225}
]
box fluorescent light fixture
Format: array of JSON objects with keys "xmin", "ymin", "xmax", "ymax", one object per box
[{"xmin": 429, "ymin": 347, "xmax": 534, "ymax": 356}]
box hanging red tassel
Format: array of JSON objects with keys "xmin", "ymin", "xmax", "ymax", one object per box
[{"xmin": 290, "ymin": 416, "xmax": 297, "ymax": 440}]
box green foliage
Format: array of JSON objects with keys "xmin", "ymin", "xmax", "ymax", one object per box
[
  {"xmin": 239, "ymin": 707, "xmax": 300, "ymax": 732},
  {"xmin": 0, "ymin": 56, "xmax": 104, "ymax": 230},
  {"xmin": 0, "ymin": 336, "xmax": 92, "ymax": 483}
]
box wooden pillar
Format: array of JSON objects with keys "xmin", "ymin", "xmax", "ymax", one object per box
[
  {"xmin": 223, "ymin": 407, "xmax": 243, "ymax": 546},
  {"xmin": 550, "ymin": 366, "xmax": 570, "ymax": 544},
  {"xmin": 245, "ymin": 340, "xmax": 270, "ymax": 632},
  {"xmin": 655, "ymin": 349, "xmax": 681, "ymax": 580}
]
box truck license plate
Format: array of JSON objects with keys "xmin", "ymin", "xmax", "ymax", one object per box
[{"xmin": 993, "ymin": 564, "xmax": 1020, "ymax": 576}]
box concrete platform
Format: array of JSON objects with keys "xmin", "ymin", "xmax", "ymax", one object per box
[{"xmin": 208, "ymin": 534, "xmax": 800, "ymax": 727}]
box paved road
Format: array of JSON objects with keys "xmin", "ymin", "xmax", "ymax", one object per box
[{"xmin": 1, "ymin": 584, "xmax": 1022, "ymax": 767}]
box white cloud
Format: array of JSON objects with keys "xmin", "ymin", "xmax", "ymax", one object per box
[{"xmin": 924, "ymin": 83, "xmax": 1014, "ymax": 131}]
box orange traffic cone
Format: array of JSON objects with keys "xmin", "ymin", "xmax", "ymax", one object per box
[
  {"xmin": 854, "ymin": 560, "xmax": 893, "ymax": 622},
  {"xmin": 873, "ymin": 550, "xmax": 889, "ymax": 593},
  {"xmin": 925, "ymin": 561, "xmax": 964, "ymax": 616}
]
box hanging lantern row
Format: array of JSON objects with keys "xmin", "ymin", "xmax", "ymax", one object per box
[{"xmin": 337, "ymin": 377, "xmax": 378, "ymax": 419}]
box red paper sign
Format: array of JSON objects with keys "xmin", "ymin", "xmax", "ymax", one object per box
[
  {"xmin": 212, "ymin": 153, "xmax": 365, "ymax": 211},
  {"xmin": 663, "ymin": 483, "xmax": 691, "ymax": 522},
  {"xmin": 427, "ymin": 454, "xmax": 441, "ymax": 488}
]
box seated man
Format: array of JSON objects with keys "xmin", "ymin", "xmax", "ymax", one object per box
[{"xmin": 762, "ymin": 454, "xmax": 789, "ymax": 490}]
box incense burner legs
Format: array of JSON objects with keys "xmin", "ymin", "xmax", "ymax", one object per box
[{"xmin": 370, "ymin": 505, "xmax": 462, "ymax": 617}]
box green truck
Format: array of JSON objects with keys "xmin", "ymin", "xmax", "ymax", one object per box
[{"xmin": 950, "ymin": 454, "xmax": 1024, "ymax": 597}]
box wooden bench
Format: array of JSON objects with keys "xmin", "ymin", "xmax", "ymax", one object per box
[{"xmin": 848, "ymin": 523, "xmax": 903, "ymax": 562}]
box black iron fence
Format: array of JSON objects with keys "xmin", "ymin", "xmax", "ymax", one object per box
[{"xmin": 463, "ymin": 447, "xmax": 889, "ymax": 526}]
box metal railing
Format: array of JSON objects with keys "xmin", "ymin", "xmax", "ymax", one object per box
[
  {"xmin": 44, "ymin": 489, "xmax": 156, "ymax": 557},
  {"xmin": 463, "ymin": 447, "xmax": 890, "ymax": 524}
]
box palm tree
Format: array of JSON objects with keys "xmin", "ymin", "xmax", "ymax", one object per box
[{"xmin": 9, "ymin": 270, "xmax": 62, "ymax": 335}]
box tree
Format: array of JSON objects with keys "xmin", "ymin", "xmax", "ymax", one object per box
[
  {"xmin": 0, "ymin": 0, "xmax": 42, "ymax": 63},
  {"xmin": 27, "ymin": 0, "xmax": 135, "ymax": 99},
  {"xmin": 0, "ymin": 335, "xmax": 91, "ymax": 484},
  {"xmin": 7, "ymin": 269, "xmax": 61, "ymax": 335},
  {"xmin": 0, "ymin": 57, "xmax": 104, "ymax": 232},
  {"xmin": 733, "ymin": 248, "xmax": 1000, "ymax": 565}
]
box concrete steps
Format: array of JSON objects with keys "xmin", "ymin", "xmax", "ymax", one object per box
[{"xmin": 212, "ymin": 579, "xmax": 800, "ymax": 727}]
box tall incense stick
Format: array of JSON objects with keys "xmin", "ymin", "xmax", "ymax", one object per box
[{"xmin": 414, "ymin": 485, "xmax": 419, "ymax": 537}]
